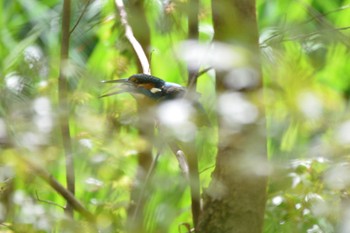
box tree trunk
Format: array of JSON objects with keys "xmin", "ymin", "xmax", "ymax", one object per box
[{"xmin": 198, "ymin": 1, "xmax": 268, "ymax": 233}]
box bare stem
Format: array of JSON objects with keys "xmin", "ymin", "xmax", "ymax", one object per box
[
  {"xmin": 186, "ymin": 0, "xmax": 201, "ymax": 230},
  {"xmin": 114, "ymin": 0, "xmax": 150, "ymax": 74},
  {"xmin": 59, "ymin": 0, "xmax": 75, "ymax": 217},
  {"xmin": 175, "ymin": 150, "xmax": 190, "ymax": 180},
  {"xmin": 23, "ymin": 158, "xmax": 94, "ymax": 221}
]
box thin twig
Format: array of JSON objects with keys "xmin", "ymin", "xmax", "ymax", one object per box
[
  {"xmin": 289, "ymin": 26, "xmax": 350, "ymax": 40},
  {"xmin": 187, "ymin": 67, "xmax": 213, "ymax": 91},
  {"xmin": 35, "ymin": 191, "xmax": 65, "ymax": 209},
  {"xmin": 114, "ymin": 0, "xmax": 150, "ymax": 74},
  {"xmin": 168, "ymin": 141, "xmax": 200, "ymax": 230},
  {"xmin": 70, "ymin": 0, "xmax": 92, "ymax": 35},
  {"xmin": 260, "ymin": 25, "xmax": 350, "ymax": 48},
  {"xmin": 302, "ymin": 4, "xmax": 350, "ymax": 25},
  {"xmin": 301, "ymin": 1, "xmax": 350, "ymax": 48},
  {"xmin": 132, "ymin": 150, "xmax": 161, "ymax": 221},
  {"xmin": 178, "ymin": 222, "xmax": 193, "ymax": 233},
  {"xmin": 261, "ymin": 3, "xmax": 350, "ymax": 47},
  {"xmin": 199, "ymin": 164, "xmax": 215, "ymax": 175},
  {"xmin": 175, "ymin": 150, "xmax": 190, "ymax": 180},
  {"xmin": 194, "ymin": 67, "xmax": 213, "ymax": 79}
]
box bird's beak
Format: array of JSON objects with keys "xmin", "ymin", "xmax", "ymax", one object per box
[
  {"xmin": 101, "ymin": 79, "xmax": 129, "ymax": 84},
  {"xmin": 100, "ymin": 78, "xmax": 134, "ymax": 98}
]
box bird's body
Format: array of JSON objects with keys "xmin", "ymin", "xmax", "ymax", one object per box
[{"xmin": 101, "ymin": 73, "xmax": 203, "ymax": 230}]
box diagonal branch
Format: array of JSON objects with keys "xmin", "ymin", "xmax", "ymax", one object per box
[
  {"xmin": 114, "ymin": 0, "xmax": 150, "ymax": 74},
  {"xmin": 22, "ymin": 157, "xmax": 95, "ymax": 221},
  {"xmin": 70, "ymin": 0, "xmax": 92, "ymax": 35},
  {"xmin": 187, "ymin": 67, "xmax": 213, "ymax": 93}
]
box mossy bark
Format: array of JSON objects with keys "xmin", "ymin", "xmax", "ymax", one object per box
[{"xmin": 198, "ymin": 1, "xmax": 268, "ymax": 232}]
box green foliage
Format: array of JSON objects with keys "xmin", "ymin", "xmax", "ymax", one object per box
[
  {"xmin": 1, "ymin": 0, "xmax": 350, "ymax": 232},
  {"xmin": 260, "ymin": 0, "xmax": 350, "ymax": 232}
]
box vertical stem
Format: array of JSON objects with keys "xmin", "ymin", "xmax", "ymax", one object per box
[
  {"xmin": 59, "ymin": 0, "xmax": 75, "ymax": 217},
  {"xmin": 187, "ymin": 0, "xmax": 201, "ymax": 230},
  {"xmin": 187, "ymin": 0, "xmax": 200, "ymax": 89}
]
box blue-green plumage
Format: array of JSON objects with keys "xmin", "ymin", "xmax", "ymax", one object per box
[
  {"xmin": 101, "ymin": 73, "xmax": 209, "ymax": 126},
  {"xmin": 101, "ymin": 74, "xmax": 186, "ymax": 100}
]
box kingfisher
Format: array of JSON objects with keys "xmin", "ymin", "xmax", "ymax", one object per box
[
  {"xmin": 101, "ymin": 73, "xmax": 204, "ymax": 229},
  {"xmin": 101, "ymin": 73, "xmax": 209, "ymax": 126},
  {"xmin": 100, "ymin": 73, "xmax": 187, "ymax": 101}
]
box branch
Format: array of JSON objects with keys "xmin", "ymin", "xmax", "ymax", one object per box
[
  {"xmin": 35, "ymin": 191, "xmax": 65, "ymax": 209},
  {"xmin": 70, "ymin": 0, "xmax": 92, "ymax": 35},
  {"xmin": 114, "ymin": 0, "xmax": 150, "ymax": 74},
  {"xmin": 194, "ymin": 67, "xmax": 212, "ymax": 79},
  {"xmin": 186, "ymin": 0, "xmax": 200, "ymax": 90},
  {"xmin": 59, "ymin": 0, "xmax": 75, "ymax": 217},
  {"xmin": 187, "ymin": 67, "xmax": 213, "ymax": 92},
  {"xmin": 302, "ymin": 2, "xmax": 350, "ymax": 49},
  {"xmin": 260, "ymin": 26, "xmax": 350, "ymax": 48},
  {"xmin": 178, "ymin": 222, "xmax": 193, "ymax": 233},
  {"xmin": 23, "ymin": 158, "xmax": 95, "ymax": 221},
  {"xmin": 168, "ymin": 141, "xmax": 200, "ymax": 230},
  {"xmin": 175, "ymin": 150, "xmax": 190, "ymax": 180},
  {"xmin": 132, "ymin": 151, "xmax": 161, "ymax": 220},
  {"xmin": 186, "ymin": 0, "xmax": 201, "ymax": 230}
]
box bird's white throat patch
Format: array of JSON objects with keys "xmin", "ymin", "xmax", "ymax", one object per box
[{"xmin": 150, "ymin": 87, "xmax": 162, "ymax": 93}]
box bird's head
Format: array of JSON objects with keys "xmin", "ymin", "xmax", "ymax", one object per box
[{"xmin": 101, "ymin": 73, "xmax": 186, "ymax": 101}]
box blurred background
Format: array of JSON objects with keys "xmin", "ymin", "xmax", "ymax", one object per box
[{"xmin": 1, "ymin": 0, "xmax": 350, "ymax": 232}]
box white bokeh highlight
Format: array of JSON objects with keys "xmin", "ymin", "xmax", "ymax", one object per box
[
  {"xmin": 224, "ymin": 67, "xmax": 259, "ymax": 90},
  {"xmin": 336, "ymin": 120, "xmax": 350, "ymax": 145},
  {"xmin": 177, "ymin": 40, "xmax": 247, "ymax": 71},
  {"xmin": 298, "ymin": 92, "xmax": 323, "ymax": 120},
  {"xmin": 157, "ymin": 99, "xmax": 196, "ymax": 142},
  {"xmin": 218, "ymin": 92, "xmax": 258, "ymax": 130},
  {"xmin": 5, "ymin": 72, "xmax": 24, "ymax": 93},
  {"xmin": 33, "ymin": 97, "xmax": 53, "ymax": 134}
]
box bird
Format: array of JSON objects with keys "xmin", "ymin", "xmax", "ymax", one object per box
[
  {"xmin": 101, "ymin": 73, "xmax": 204, "ymax": 229},
  {"xmin": 100, "ymin": 73, "xmax": 186, "ymax": 101},
  {"xmin": 101, "ymin": 73, "xmax": 210, "ymax": 126}
]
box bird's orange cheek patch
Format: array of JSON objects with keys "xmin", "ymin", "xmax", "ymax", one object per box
[{"xmin": 138, "ymin": 83, "xmax": 155, "ymax": 90}]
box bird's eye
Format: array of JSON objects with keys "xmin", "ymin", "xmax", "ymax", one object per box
[{"xmin": 129, "ymin": 77, "xmax": 139, "ymax": 83}]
